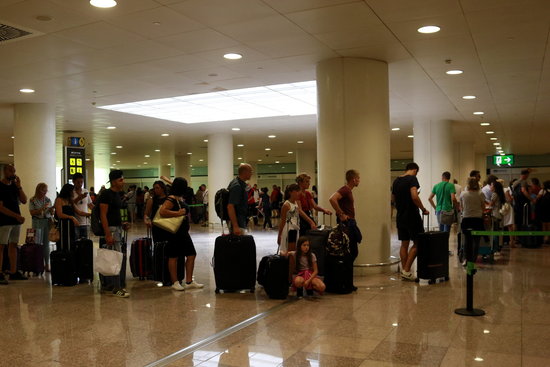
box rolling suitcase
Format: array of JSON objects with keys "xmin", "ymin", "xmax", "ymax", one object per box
[
  {"xmin": 152, "ymin": 241, "xmax": 185, "ymax": 286},
  {"xmin": 520, "ymin": 204, "xmax": 542, "ymax": 248},
  {"xmin": 19, "ymin": 243, "xmax": 44, "ymax": 276},
  {"xmin": 74, "ymin": 238, "xmax": 94, "ymax": 282},
  {"xmin": 304, "ymin": 214, "xmax": 332, "ymax": 276},
  {"xmin": 257, "ymin": 244, "xmax": 289, "ymax": 299},
  {"xmin": 213, "ymin": 234, "xmax": 256, "ymax": 293},
  {"xmin": 130, "ymin": 230, "xmax": 153, "ymax": 280},
  {"xmin": 416, "ymin": 214, "xmax": 449, "ymax": 284},
  {"xmin": 51, "ymin": 220, "xmax": 78, "ymax": 286},
  {"xmin": 324, "ymin": 255, "xmax": 353, "ymax": 294}
]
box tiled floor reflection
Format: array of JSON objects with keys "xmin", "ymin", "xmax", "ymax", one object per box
[{"xmin": 2, "ymin": 221, "xmax": 550, "ymax": 367}]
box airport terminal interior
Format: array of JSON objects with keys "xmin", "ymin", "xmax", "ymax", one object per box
[{"xmin": 1, "ymin": 0, "xmax": 550, "ymax": 366}]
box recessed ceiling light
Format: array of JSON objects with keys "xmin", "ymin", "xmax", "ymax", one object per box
[
  {"xmin": 137, "ymin": 165, "xmax": 141, "ymax": 167},
  {"xmin": 116, "ymin": 145, "xmax": 123, "ymax": 149},
  {"xmin": 203, "ymin": 139, "xmax": 209, "ymax": 143},
  {"xmin": 85, "ymin": 158, "xmax": 91, "ymax": 161},
  {"xmin": 408, "ymin": 135, "xmax": 414, "ymax": 138},
  {"xmin": 473, "ymin": 111, "xmax": 485, "ymax": 115},
  {"xmin": 199, "ymin": 159, "xmax": 204, "ymax": 162},
  {"xmin": 257, "ymin": 159, "xmax": 262, "ymax": 162},
  {"xmin": 297, "ymin": 140, "xmax": 304, "ymax": 144},
  {"xmin": 275, "ymin": 161, "xmax": 280, "ymax": 164},
  {"xmin": 110, "ymin": 152, "xmax": 116, "ymax": 155},
  {"xmin": 490, "ymin": 137, "xmax": 497, "ymax": 140},
  {"xmin": 391, "ymin": 127, "xmax": 400, "ymax": 131},
  {"xmin": 480, "ymin": 122, "xmax": 490, "ymax": 126},
  {"xmin": 11, "ymin": 136, "xmax": 14, "ymax": 139},
  {"xmin": 187, "ymin": 152, "xmax": 192, "ymax": 155},
  {"xmin": 144, "ymin": 154, "xmax": 150, "ymax": 158},
  {"xmin": 446, "ymin": 70, "xmax": 463, "ymax": 75},
  {"xmin": 486, "ymin": 131, "xmax": 494, "ymax": 134},
  {"xmin": 107, "ymin": 126, "xmax": 116, "ymax": 129},
  {"xmin": 232, "ymin": 127, "xmax": 240, "ymax": 131},
  {"xmin": 223, "ymin": 53, "xmax": 242, "ymax": 60},
  {"xmin": 112, "ymin": 164, "xmax": 116, "ymax": 166},
  {"xmin": 152, "ymin": 21, "xmax": 161, "ymax": 26},
  {"xmin": 155, "ymin": 149, "xmax": 160, "ymax": 152},
  {"xmin": 116, "ymin": 160, "xmax": 120, "ymax": 163},
  {"xmin": 288, "ymin": 151, "xmax": 293, "ymax": 154},
  {"xmin": 237, "ymin": 144, "xmax": 244, "ymax": 147},
  {"xmin": 90, "ymin": 0, "xmax": 117, "ymax": 8},
  {"xmin": 500, "ymin": 152, "xmax": 505, "ymax": 155},
  {"xmin": 268, "ymin": 135, "xmax": 276, "ymax": 138},
  {"xmin": 238, "ymin": 157, "xmax": 242, "ymax": 160},
  {"xmin": 462, "ymin": 95, "xmax": 476, "ymax": 100},
  {"xmin": 144, "ymin": 162, "xmax": 148, "ymax": 164},
  {"xmin": 417, "ymin": 25, "xmax": 440, "ymax": 34},
  {"xmin": 167, "ymin": 163, "xmax": 172, "ymax": 166},
  {"xmin": 474, "ymin": 357, "xmax": 484, "ymax": 362},
  {"xmin": 8, "ymin": 154, "xmax": 14, "ymax": 157},
  {"xmin": 493, "ymin": 142, "xmax": 500, "ymax": 146},
  {"xmin": 161, "ymin": 133, "xmax": 169, "ymax": 136},
  {"xmin": 265, "ymin": 148, "xmax": 271, "ymax": 151},
  {"xmin": 19, "ymin": 88, "xmax": 35, "ymax": 93},
  {"xmin": 189, "ymin": 165, "xmax": 193, "ymax": 167}
]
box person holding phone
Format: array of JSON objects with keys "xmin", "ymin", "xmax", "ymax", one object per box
[{"xmin": 0, "ymin": 164, "xmax": 28, "ymax": 284}]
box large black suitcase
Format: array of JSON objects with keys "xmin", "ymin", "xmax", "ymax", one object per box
[
  {"xmin": 152, "ymin": 241, "xmax": 184, "ymax": 286},
  {"xmin": 51, "ymin": 220, "xmax": 78, "ymax": 286},
  {"xmin": 257, "ymin": 254, "xmax": 289, "ymax": 299},
  {"xmin": 416, "ymin": 215, "xmax": 449, "ymax": 284},
  {"xmin": 324, "ymin": 255, "xmax": 353, "ymax": 294},
  {"xmin": 213, "ymin": 235, "xmax": 256, "ymax": 293},
  {"xmin": 520, "ymin": 204, "xmax": 542, "ymax": 248},
  {"xmin": 74, "ymin": 238, "xmax": 94, "ymax": 282}
]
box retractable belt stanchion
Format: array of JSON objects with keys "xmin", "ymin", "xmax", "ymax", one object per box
[{"xmin": 455, "ymin": 228, "xmax": 485, "ymax": 317}]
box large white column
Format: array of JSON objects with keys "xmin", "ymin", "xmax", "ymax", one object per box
[
  {"xmin": 454, "ymin": 142, "xmax": 475, "ymax": 187},
  {"xmin": 159, "ymin": 164, "xmax": 171, "ymax": 179},
  {"xmin": 296, "ymin": 149, "xmax": 317, "ymax": 186},
  {"xmin": 13, "ymin": 104, "xmax": 56, "ymax": 241},
  {"xmin": 413, "ymin": 119, "xmax": 453, "ymax": 221},
  {"xmin": 175, "ymin": 155, "xmax": 190, "ymax": 181},
  {"xmin": 249, "ymin": 162, "xmax": 258, "ymax": 186},
  {"xmin": 317, "ymin": 58, "xmax": 391, "ymax": 274},
  {"xmin": 94, "ymin": 153, "xmax": 110, "ymax": 190},
  {"xmin": 207, "ymin": 133, "xmax": 233, "ymax": 226},
  {"xmin": 86, "ymin": 159, "xmax": 95, "ymax": 190}
]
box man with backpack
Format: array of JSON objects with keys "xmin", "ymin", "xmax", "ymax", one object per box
[{"xmin": 227, "ymin": 164, "xmax": 253, "ymax": 235}]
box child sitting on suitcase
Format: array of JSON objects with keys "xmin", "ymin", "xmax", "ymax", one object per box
[{"xmin": 289, "ymin": 236, "xmax": 326, "ymax": 297}]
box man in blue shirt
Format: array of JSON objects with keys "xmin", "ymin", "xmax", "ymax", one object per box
[{"xmin": 227, "ymin": 164, "xmax": 253, "ymax": 235}]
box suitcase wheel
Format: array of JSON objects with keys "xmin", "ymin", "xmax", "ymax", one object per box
[{"xmin": 215, "ymin": 288, "xmax": 220, "ymax": 294}]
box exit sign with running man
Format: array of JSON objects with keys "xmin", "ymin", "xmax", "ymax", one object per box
[{"xmin": 493, "ymin": 154, "xmax": 514, "ymax": 166}]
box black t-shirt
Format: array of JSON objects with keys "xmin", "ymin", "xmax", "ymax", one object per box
[
  {"xmin": 0, "ymin": 181, "xmax": 21, "ymax": 226},
  {"xmin": 166, "ymin": 197, "xmax": 190, "ymax": 234},
  {"xmin": 392, "ymin": 175, "xmax": 421, "ymax": 222},
  {"xmin": 98, "ymin": 188, "xmax": 122, "ymax": 227},
  {"xmin": 228, "ymin": 177, "xmax": 248, "ymax": 228}
]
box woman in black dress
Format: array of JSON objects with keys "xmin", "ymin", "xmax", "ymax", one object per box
[{"xmin": 54, "ymin": 184, "xmax": 90, "ymax": 250}]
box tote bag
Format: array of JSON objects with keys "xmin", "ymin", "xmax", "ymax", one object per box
[
  {"xmin": 94, "ymin": 248, "xmax": 123, "ymax": 276},
  {"xmin": 152, "ymin": 198, "xmax": 184, "ymax": 234}
]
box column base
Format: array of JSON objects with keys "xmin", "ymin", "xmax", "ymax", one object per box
[{"xmin": 454, "ymin": 308, "xmax": 486, "ymax": 317}]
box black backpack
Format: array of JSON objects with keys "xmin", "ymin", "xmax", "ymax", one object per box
[
  {"xmin": 214, "ymin": 188, "xmax": 230, "ymax": 221},
  {"xmin": 90, "ymin": 204, "xmax": 104, "ymax": 236}
]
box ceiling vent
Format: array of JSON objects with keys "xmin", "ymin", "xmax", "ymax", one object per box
[{"xmin": 0, "ymin": 22, "xmax": 41, "ymax": 44}]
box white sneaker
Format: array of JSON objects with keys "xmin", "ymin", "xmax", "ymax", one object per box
[
  {"xmin": 171, "ymin": 282, "xmax": 185, "ymax": 291},
  {"xmin": 184, "ymin": 281, "xmax": 204, "ymax": 290},
  {"xmin": 401, "ymin": 271, "xmax": 415, "ymax": 281}
]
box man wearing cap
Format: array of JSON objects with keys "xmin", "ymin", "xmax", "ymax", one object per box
[{"xmin": 98, "ymin": 170, "xmax": 130, "ymax": 298}]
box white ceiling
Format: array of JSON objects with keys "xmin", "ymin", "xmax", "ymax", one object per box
[{"xmin": 0, "ymin": 0, "xmax": 549, "ymax": 169}]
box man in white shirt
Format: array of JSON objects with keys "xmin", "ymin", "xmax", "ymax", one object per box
[
  {"xmin": 72, "ymin": 173, "xmax": 93, "ymax": 239},
  {"xmin": 481, "ymin": 175, "xmax": 498, "ymax": 204}
]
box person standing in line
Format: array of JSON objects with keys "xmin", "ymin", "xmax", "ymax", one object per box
[
  {"xmin": 536, "ymin": 181, "xmax": 550, "ymax": 244},
  {"xmin": 512, "ymin": 169, "xmax": 533, "ymax": 230},
  {"xmin": 391, "ymin": 163, "xmax": 429, "ymax": 281},
  {"xmin": 329, "ymin": 169, "xmax": 363, "ymax": 291},
  {"xmin": 124, "ymin": 185, "xmax": 137, "ymax": 224},
  {"xmin": 459, "ymin": 178, "xmax": 486, "ymax": 263},
  {"xmin": 428, "ymin": 171, "xmax": 457, "ymax": 232},
  {"xmin": 296, "ymin": 173, "xmax": 332, "ymax": 234},
  {"xmin": 0, "ymin": 164, "xmax": 28, "ymax": 284},
  {"xmin": 481, "ymin": 175, "xmax": 498, "ymax": 204},
  {"xmin": 227, "ymin": 164, "xmax": 253, "ymax": 236},
  {"xmin": 278, "ymin": 184, "xmax": 315, "ymax": 255},
  {"xmin": 270, "ymin": 185, "xmax": 281, "ymax": 218},
  {"xmin": 258, "ymin": 187, "xmax": 272, "ymax": 229},
  {"xmin": 99, "ymin": 170, "xmax": 130, "ymax": 298},
  {"xmin": 29, "ymin": 183, "xmax": 54, "ymax": 271},
  {"xmin": 72, "ymin": 173, "xmax": 94, "ymax": 239}
]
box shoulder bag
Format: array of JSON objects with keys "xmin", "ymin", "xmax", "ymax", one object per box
[
  {"xmin": 440, "ymin": 182, "xmax": 456, "ymax": 226},
  {"xmin": 153, "ymin": 197, "xmax": 184, "ymax": 234}
]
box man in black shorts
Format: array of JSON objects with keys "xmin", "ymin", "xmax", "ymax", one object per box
[{"xmin": 392, "ymin": 162, "xmax": 429, "ymax": 281}]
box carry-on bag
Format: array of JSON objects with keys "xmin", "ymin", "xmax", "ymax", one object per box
[
  {"xmin": 19, "ymin": 243, "xmax": 44, "ymax": 275},
  {"xmin": 152, "ymin": 241, "xmax": 185, "ymax": 286},
  {"xmin": 324, "ymin": 255, "xmax": 353, "ymax": 294},
  {"xmin": 213, "ymin": 234, "xmax": 256, "ymax": 293},
  {"xmin": 51, "ymin": 220, "xmax": 78, "ymax": 286},
  {"xmin": 304, "ymin": 213, "xmax": 332, "ymax": 276},
  {"xmin": 416, "ymin": 214, "xmax": 449, "ymax": 284},
  {"xmin": 130, "ymin": 229, "xmax": 153, "ymax": 280},
  {"xmin": 257, "ymin": 239, "xmax": 289, "ymax": 299},
  {"xmin": 75, "ymin": 238, "xmax": 94, "ymax": 282},
  {"xmin": 520, "ymin": 204, "xmax": 542, "ymax": 248}
]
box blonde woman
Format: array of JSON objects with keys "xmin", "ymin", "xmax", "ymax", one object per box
[{"xmin": 28, "ymin": 183, "xmax": 54, "ymax": 271}]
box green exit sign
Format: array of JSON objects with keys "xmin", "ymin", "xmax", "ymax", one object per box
[{"xmin": 493, "ymin": 154, "xmax": 514, "ymax": 166}]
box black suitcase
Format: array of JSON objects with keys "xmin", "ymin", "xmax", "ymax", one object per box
[
  {"xmin": 153, "ymin": 241, "xmax": 185, "ymax": 286},
  {"xmin": 324, "ymin": 255, "xmax": 353, "ymax": 294},
  {"xmin": 257, "ymin": 254, "xmax": 289, "ymax": 299},
  {"xmin": 520, "ymin": 204, "xmax": 542, "ymax": 248},
  {"xmin": 74, "ymin": 238, "xmax": 94, "ymax": 282},
  {"xmin": 304, "ymin": 213, "xmax": 332, "ymax": 276},
  {"xmin": 213, "ymin": 235, "xmax": 256, "ymax": 293},
  {"xmin": 416, "ymin": 215, "xmax": 450, "ymax": 284},
  {"xmin": 51, "ymin": 220, "xmax": 78, "ymax": 286},
  {"xmin": 130, "ymin": 235, "xmax": 153, "ymax": 280}
]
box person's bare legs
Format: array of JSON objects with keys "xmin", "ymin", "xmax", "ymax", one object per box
[
  {"xmin": 312, "ymin": 278, "xmax": 326, "ymax": 294},
  {"xmin": 400, "ymin": 241, "xmax": 410, "ymax": 270},
  {"xmin": 168, "ymin": 257, "xmax": 179, "ymax": 283},
  {"xmin": 185, "ymin": 255, "xmax": 196, "ymax": 283},
  {"xmin": 8, "ymin": 242, "xmax": 18, "ymax": 274},
  {"xmin": 404, "ymin": 242, "xmax": 417, "ymax": 273}
]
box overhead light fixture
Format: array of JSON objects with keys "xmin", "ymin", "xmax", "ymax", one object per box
[
  {"xmin": 275, "ymin": 161, "xmax": 280, "ymax": 164},
  {"xmin": 85, "ymin": 158, "xmax": 91, "ymax": 161},
  {"xmin": 480, "ymin": 122, "xmax": 490, "ymax": 126},
  {"xmin": 407, "ymin": 135, "xmax": 414, "ymax": 138},
  {"xmin": 288, "ymin": 151, "xmax": 293, "ymax": 154},
  {"xmin": 391, "ymin": 127, "xmax": 400, "ymax": 131},
  {"xmin": 474, "ymin": 357, "xmax": 484, "ymax": 362},
  {"xmin": 462, "ymin": 95, "xmax": 476, "ymax": 100},
  {"xmin": 257, "ymin": 159, "xmax": 262, "ymax": 162},
  {"xmin": 19, "ymin": 88, "xmax": 35, "ymax": 93},
  {"xmin": 473, "ymin": 111, "xmax": 484, "ymax": 115},
  {"xmin": 110, "ymin": 152, "xmax": 116, "ymax": 155},
  {"xmin": 189, "ymin": 165, "xmax": 193, "ymax": 167},
  {"xmin": 167, "ymin": 163, "xmax": 172, "ymax": 166},
  {"xmin": 417, "ymin": 25, "xmax": 440, "ymax": 34},
  {"xmin": 187, "ymin": 152, "xmax": 192, "ymax": 155},
  {"xmin": 116, "ymin": 145, "xmax": 123, "ymax": 149},
  {"xmin": 223, "ymin": 53, "xmax": 242, "ymax": 60},
  {"xmin": 203, "ymin": 139, "xmax": 208, "ymax": 143},
  {"xmin": 11, "ymin": 136, "xmax": 14, "ymax": 139},
  {"xmin": 199, "ymin": 159, "xmax": 204, "ymax": 162},
  {"xmin": 116, "ymin": 160, "xmax": 120, "ymax": 163},
  {"xmin": 90, "ymin": 0, "xmax": 117, "ymax": 8},
  {"xmin": 107, "ymin": 126, "xmax": 116, "ymax": 129},
  {"xmin": 238, "ymin": 157, "xmax": 242, "ymax": 160},
  {"xmin": 8, "ymin": 154, "xmax": 14, "ymax": 157},
  {"xmin": 143, "ymin": 162, "xmax": 148, "ymax": 164},
  {"xmin": 232, "ymin": 127, "xmax": 240, "ymax": 131},
  {"xmin": 446, "ymin": 70, "xmax": 463, "ymax": 75},
  {"xmin": 490, "ymin": 137, "xmax": 497, "ymax": 140},
  {"xmin": 161, "ymin": 133, "xmax": 169, "ymax": 136},
  {"xmin": 237, "ymin": 144, "xmax": 244, "ymax": 147},
  {"xmin": 155, "ymin": 149, "xmax": 160, "ymax": 152},
  {"xmin": 265, "ymin": 148, "xmax": 271, "ymax": 151},
  {"xmin": 486, "ymin": 131, "xmax": 494, "ymax": 134},
  {"xmin": 144, "ymin": 155, "xmax": 150, "ymax": 158},
  {"xmin": 493, "ymin": 142, "xmax": 500, "ymax": 146},
  {"xmin": 268, "ymin": 135, "xmax": 276, "ymax": 138},
  {"xmin": 297, "ymin": 140, "xmax": 304, "ymax": 144}
]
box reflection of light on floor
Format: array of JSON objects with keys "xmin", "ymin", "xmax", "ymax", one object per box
[
  {"xmin": 307, "ymin": 358, "xmax": 320, "ymax": 367},
  {"xmin": 249, "ymin": 353, "xmax": 283, "ymax": 366}
]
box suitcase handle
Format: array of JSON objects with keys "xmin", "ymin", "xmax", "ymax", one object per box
[
  {"xmin": 423, "ymin": 213, "xmax": 430, "ymax": 231},
  {"xmin": 523, "ymin": 203, "xmax": 529, "ymax": 226}
]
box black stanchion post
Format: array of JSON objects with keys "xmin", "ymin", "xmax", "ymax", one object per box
[{"xmin": 455, "ymin": 228, "xmax": 485, "ymax": 317}]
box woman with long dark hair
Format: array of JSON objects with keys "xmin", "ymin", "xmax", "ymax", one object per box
[
  {"xmin": 144, "ymin": 180, "xmax": 168, "ymax": 243},
  {"xmin": 54, "ymin": 184, "xmax": 89, "ymax": 250}
]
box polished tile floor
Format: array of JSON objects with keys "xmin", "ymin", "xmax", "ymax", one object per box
[{"xmin": 2, "ymin": 220, "xmax": 550, "ymax": 367}]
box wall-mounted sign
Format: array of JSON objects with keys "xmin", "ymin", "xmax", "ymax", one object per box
[
  {"xmin": 67, "ymin": 136, "xmax": 86, "ymax": 147},
  {"xmin": 64, "ymin": 146, "xmax": 86, "ymax": 184},
  {"xmin": 493, "ymin": 154, "xmax": 514, "ymax": 166}
]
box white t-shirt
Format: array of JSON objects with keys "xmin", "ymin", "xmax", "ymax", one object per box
[
  {"xmin": 73, "ymin": 188, "xmax": 92, "ymax": 225},
  {"xmin": 481, "ymin": 184, "xmax": 492, "ymax": 203},
  {"xmin": 203, "ymin": 189, "xmax": 209, "ymax": 205},
  {"xmin": 454, "ymin": 184, "xmax": 463, "ymax": 199}
]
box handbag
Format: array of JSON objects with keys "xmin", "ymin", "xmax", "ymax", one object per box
[
  {"xmin": 94, "ymin": 248, "xmax": 123, "ymax": 276},
  {"xmin": 152, "ymin": 198, "xmax": 184, "ymax": 234},
  {"xmin": 499, "ymin": 202, "xmax": 511, "ymax": 216},
  {"xmin": 440, "ymin": 210, "xmax": 456, "ymax": 225},
  {"xmin": 48, "ymin": 227, "xmax": 60, "ymax": 242}
]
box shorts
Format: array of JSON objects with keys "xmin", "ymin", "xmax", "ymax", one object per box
[
  {"xmin": 0, "ymin": 225, "xmax": 21, "ymax": 245},
  {"xmin": 396, "ymin": 214, "xmax": 424, "ymax": 241},
  {"xmin": 167, "ymin": 233, "xmax": 197, "ymax": 258}
]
